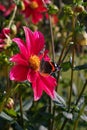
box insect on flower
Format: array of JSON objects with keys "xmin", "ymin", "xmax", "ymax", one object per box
[{"xmin": 40, "ymin": 59, "xmax": 60, "ymax": 75}]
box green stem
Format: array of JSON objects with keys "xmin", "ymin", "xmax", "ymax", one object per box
[
  {"xmin": 19, "ymin": 95, "xmax": 24, "ymax": 128},
  {"xmin": 68, "ymin": 13, "xmax": 76, "ymax": 110},
  {"xmin": 48, "ymin": 15, "xmax": 55, "ymax": 130},
  {"xmin": 73, "ymin": 104, "xmax": 85, "ymax": 130},
  {"xmin": 73, "ymin": 79, "xmax": 87, "ymax": 109},
  {"xmin": 8, "ymin": 1, "xmax": 19, "ymax": 28},
  {"xmin": 49, "ymin": 15, "xmax": 55, "ymax": 62},
  {"xmin": 68, "ymin": 46, "xmax": 75, "ymax": 110},
  {"xmin": 60, "ymin": 14, "xmax": 76, "ymax": 130},
  {"xmin": 60, "ymin": 79, "xmax": 87, "ymax": 130}
]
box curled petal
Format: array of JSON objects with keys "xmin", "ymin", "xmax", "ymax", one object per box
[{"xmin": 10, "ymin": 65, "xmax": 28, "ymax": 81}]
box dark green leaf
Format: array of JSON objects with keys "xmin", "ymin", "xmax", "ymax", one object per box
[
  {"xmin": 74, "ymin": 63, "xmax": 87, "ymax": 70},
  {"xmin": 23, "ymin": 98, "xmax": 33, "ymax": 111},
  {"xmin": 12, "ymin": 122, "xmax": 23, "ymax": 130},
  {"xmin": 61, "ymin": 61, "xmax": 71, "ymax": 71}
]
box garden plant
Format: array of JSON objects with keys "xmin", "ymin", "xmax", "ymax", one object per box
[{"xmin": 0, "ymin": 0, "xmax": 87, "ymax": 130}]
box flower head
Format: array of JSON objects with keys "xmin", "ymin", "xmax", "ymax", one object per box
[
  {"xmin": 10, "ymin": 27, "xmax": 56, "ymax": 101},
  {"xmin": 22, "ymin": 0, "xmax": 50, "ymax": 24},
  {"xmin": 0, "ymin": 28, "xmax": 10, "ymax": 52}
]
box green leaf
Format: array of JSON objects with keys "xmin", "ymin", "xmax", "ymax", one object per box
[
  {"xmin": 74, "ymin": 63, "xmax": 87, "ymax": 70},
  {"xmin": 63, "ymin": 112, "xmax": 73, "ymax": 119},
  {"xmin": 12, "ymin": 122, "xmax": 23, "ymax": 130},
  {"xmin": 73, "ymin": 0, "xmax": 83, "ymax": 5},
  {"xmin": 4, "ymin": 108, "xmax": 17, "ymax": 117},
  {"xmin": 53, "ymin": 92, "xmax": 66, "ymax": 108},
  {"xmin": 23, "ymin": 98, "xmax": 33, "ymax": 111},
  {"xmin": 61, "ymin": 61, "xmax": 71, "ymax": 71},
  {"xmin": 81, "ymin": 114, "xmax": 87, "ymax": 122},
  {"xmin": 0, "ymin": 112, "xmax": 13, "ymax": 121}
]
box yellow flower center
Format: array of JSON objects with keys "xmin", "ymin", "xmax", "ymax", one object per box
[
  {"xmin": 30, "ymin": 1, "xmax": 39, "ymax": 9},
  {"xmin": 29, "ymin": 55, "xmax": 40, "ymax": 71}
]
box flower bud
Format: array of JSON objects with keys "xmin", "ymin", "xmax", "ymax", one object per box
[
  {"xmin": 18, "ymin": 1, "xmax": 25, "ymax": 11},
  {"xmin": 11, "ymin": 24, "xmax": 17, "ymax": 36},
  {"xmin": 63, "ymin": 6, "xmax": 73, "ymax": 16},
  {"xmin": 73, "ymin": 5, "xmax": 85, "ymax": 13},
  {"xmin": 76, "ymin": 31, "xmax": 87, "ymax": 46},
  {"xmin": 5, "ymin": 98, "xmax": 14, "ymax": 109}
]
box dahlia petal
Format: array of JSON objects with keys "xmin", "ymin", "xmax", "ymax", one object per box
[
  {"xmin": 10, "ymin": 65, "xmax": 28, "ymax": 81},
  {"xmin": 27, "ymin": 70, "xmax": 43, "ymax": 101},
  {"xmin": 32, "ymin": 76, "xmax": 43, "ymax": 101},
  {"xmin": 32, "ymin": 12, "xmax": 43, "ymax": 24},
  {"xmin": 2, "ymin": 28, "xmax": 10, "ymax": 37},
  {"xmin": 40, "ymin": 75, "xmax": 57, "ymax": 99},
  {"xmin": 4, "ymin": 4, "xmax": 15, "ymax": 16},
  {"xmin": 39, "ymin": 50, "xmax": 50, "ymax": 61},
  {"xmin": 12, "ymin": 38, "xmax": 29, "ymax": 59},
  {"xmin": 0, "ymin": 4, "xmax": 6, "ymax": 12},
  {"xmin": 23, "ymin": 26, "xmax": 34, "ymax": 55},
  {"xmin": 10, "ymin": 54, "xmax": 28, "ymax": 66},
  {"xmin": 33, "ymin": 31, "xmax": 45, "ymax": 54},
  {"xmin": 22, "ymin": 5, "xmax": 31, "ymax": 18}
]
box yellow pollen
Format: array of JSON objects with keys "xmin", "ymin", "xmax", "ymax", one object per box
[
  {"xmin": 30, "ymin": 1, "xmax": 39, "ymax": 9},
  {"xmin": 29, "ymin": 55, "xmax": 40, "ymax": 71}
]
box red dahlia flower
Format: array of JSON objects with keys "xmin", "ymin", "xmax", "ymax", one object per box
[
  {"xmin": 10, "ymin": 27, "xmax": 56, "ymax": 101},
  {"xmin": 0, "ymin": 28, "xmax": 10, "ymax": 52},
  {"xmin": 22, "ymin": 0, "xmax": 50, "ymax": 24}
]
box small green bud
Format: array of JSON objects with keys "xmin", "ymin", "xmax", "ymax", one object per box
[
  {"xmin": 17, "ymin": 1, "xmax": 25, "ymax": 11},
  {"xmin": 48, "ymin": 4, "xmax": 59, "ymax": 15}
]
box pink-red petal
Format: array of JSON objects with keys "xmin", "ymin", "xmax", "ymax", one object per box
[
  {"xmin": 0, "ymin": 4, "xmax": 6, "ymax": 12},
  {"xmin": 23, "ymin": 26, "xmax": 34, "ymax": 55},
  {"xmin": 39, "ymin": 74, "xmax": 57, "ymax": 99},
  {"xmin": 27, "ymin": 70, "xmax": 43, "ymax": 101},
  {"xmin": 32, "ymin": 76, "xmax": 43, "ymax": 101},
  {"xmin": 32, "ymin": 12, "xmax": 43, "ymax": 24},
  {"xmin": 10, "ymin": 65, "xmax": 28, "ymax": 81},
  {"xmin": 33, "ymin": 31, "xmax": 45, "ymax": 54},
  {"xmin": 10, "ymin": 54, "xmax": 28, "ymax": 66},
  {"xmin": 12, "ymin": 38, "xmax": 29, "ymax": 59}
]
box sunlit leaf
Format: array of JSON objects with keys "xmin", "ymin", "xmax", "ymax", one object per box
[{"xmin": 4, "ymin": 108, "xmax": 17, "ymax": 117}]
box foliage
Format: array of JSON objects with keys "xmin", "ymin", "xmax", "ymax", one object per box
[{"xmin": 0, "ymin": 0, "xmax": 87, "ymax": 130}]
